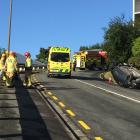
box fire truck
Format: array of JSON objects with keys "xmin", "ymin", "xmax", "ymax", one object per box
[
  {"xmin": 73, "ymin": 51, "xmax": 86, "ymax": 70},
  {"xmin": 72, "ymin": 49, "xmax": 108, "ymax": 70}
]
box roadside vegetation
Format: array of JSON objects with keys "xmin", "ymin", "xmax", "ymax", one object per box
[
  {"xmin": 0, "ymin": 47, "xmax": 5, "ymax": 57},
  {"xmin": 79, "ymin": 15, "xmax": 140, "ymax": 83},
  {"xmin": 80, "ymin": 15, "xmax": 140, "ymax": 69},
  {"xmin": 101, "ymin": 71, "xmax": 117, "ymax": 84},
  {"xmin": 128, "ymin": 37, "xmax": 140, "ymax": 69},
  {"xmin": 36, "ymin": 47, "xmax": 50, "ymax": 64},
  {"xmin": 36, "ymin": 15, "xmax": 140, "ymax": 73}
]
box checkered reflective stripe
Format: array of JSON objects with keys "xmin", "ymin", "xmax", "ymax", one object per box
[{"xmin": 59, "ymin": 69, "xmax": 70, "ymax": 73}]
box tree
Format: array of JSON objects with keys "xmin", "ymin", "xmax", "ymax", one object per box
[
  {"xmin": 89, "ymin": 43, "xmax": 102, "ymax": 50},
  {"xmin": 132, "ymin": 37, "xmax": 140, "ymax": 57},
  {"xmin": 79, "ymin": 43, "xmax": 102, "ymax": 51},
  {"xmin": 36, "ymin": 47, "xmax": 50, "ymax": 64},
  {"xmin": 104, "ymin": 16, "xmax": 140, "ymax": 65},
  {"xmin": 79, "ymin": 46, "xmax": 89, "ymax": 51},
  {"xmin": 0, "ymin": 47, "xmax": 6, "ymax": 57},
  {"xmin": 128, "ymin": 37, "xmax": 140, "ymax": 69}
]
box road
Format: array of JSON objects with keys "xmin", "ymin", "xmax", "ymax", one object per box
[{"xmin": 34, "ymin": 70, "xmax": 140, "ymax": 140}]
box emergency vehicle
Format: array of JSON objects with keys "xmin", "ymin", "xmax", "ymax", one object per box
[
  {"xmin": 73, "ymin": 49, "xmax": 108, "ymax": 70},
  {"xmin": 47, "ymin": 47, "xmax": 71, "ymax": 78},
  {"xmin": 73, "ymin": 52, "xmax": 86, "ymax": 70}
]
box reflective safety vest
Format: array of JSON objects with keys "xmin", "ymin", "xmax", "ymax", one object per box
[
  {"xmin": 5, "ymin": 56, "xmax": 17, "ymax": 73},
  {"xmin": 0, "ymin": 58, "xmax": 5, "ymax": 70},
  {"xmin": 25, "ymin": 57, "xmax": 32, "ymax": 68}
]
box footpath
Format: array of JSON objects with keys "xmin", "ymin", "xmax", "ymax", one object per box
[{"xmin": 0, "ymin": 77, "xmax": 72, "ymax": 140}]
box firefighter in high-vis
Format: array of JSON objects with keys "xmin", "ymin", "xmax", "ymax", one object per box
[
  {"xmin": 5, "ymin": 51, "xmax": 18, "ymax": 87},
  {"xmin": 0, "ymin": 53, "xmax": 6, "ymax": 81},
  {"xmin": 13, "ymin": 52, "xmax": 19, "ymax": 80},
  {"xmin": 24, "ymin": 52, "xmax": 32, "ymax": 87}
]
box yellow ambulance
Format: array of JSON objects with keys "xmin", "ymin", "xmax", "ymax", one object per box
[{"xmin": 47, "ymin": 47, "xmax": 71, "ymax": 78}]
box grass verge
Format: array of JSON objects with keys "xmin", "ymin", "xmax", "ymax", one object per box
[{"xmin": 100, "ymin": 71, "xmax": 117, "ymax": 85}]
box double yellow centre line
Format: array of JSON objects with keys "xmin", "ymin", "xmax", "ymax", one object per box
[
  {"xmin": 78, "ymin": 120, "xmax": 91, "ymax": 130},
  {"xmin": 66, "ymin": 110, "xmax": 76, "ymax": 117},
  {"xmin": 34, "ymin": 85, "xmax": 103, "ymax": 140}
]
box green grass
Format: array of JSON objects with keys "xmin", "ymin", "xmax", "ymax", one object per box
[{"xmin": 101, "ymin": 71, "xmax": 117, "ymax": 84}]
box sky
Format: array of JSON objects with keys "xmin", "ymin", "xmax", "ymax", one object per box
[{"xmin": 0, "ymin": 0, "xmax": 132, "ymax": 59}]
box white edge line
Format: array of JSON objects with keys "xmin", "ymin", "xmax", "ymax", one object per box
[
  {"xmin": 75, "ymin": 79, "xmax": 140, "ymax": 104},
  {"xmin": 40, "ymin": 85, "xmax": 45, "ymax": 88}
]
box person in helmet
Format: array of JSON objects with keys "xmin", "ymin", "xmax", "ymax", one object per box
[
  {"xmin": 5, "ymin": 51, "xmax": 18, "ymax": 87},
  {"xmin": 24, "ymin": 52, "xmax": 32, "ymax": 87},
  {"xmin": 5, "ymin": 50, "xmax": 9, "ymax": 58},
  {"xmin": 0, "ymin": 53, "xmax": 6, "ymax": 70},
  {"xmin": 13, "ymin": 52, "xmax": 19, "ymax": 80},
  {"xmin": 0, "ymin": 53, "xmax": 6, "ymax": 81}
]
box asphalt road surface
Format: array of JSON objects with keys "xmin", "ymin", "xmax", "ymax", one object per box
[{"xmin": 34, "ymin": 70, "xmax": 140, "ymax": 140}]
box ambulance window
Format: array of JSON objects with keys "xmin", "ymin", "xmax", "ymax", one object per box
[{"xmin": 51, "ymin": 53, "xmax": 70, "ymax": 62}]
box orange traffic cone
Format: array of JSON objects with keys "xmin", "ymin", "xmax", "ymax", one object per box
[{"xmin": 108, "ymin": 77, "xmax": 112, "ymax": 84}]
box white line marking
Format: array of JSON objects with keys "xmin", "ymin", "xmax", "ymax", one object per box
[
  {"xmin": 40, "ymin": 85, "xmax": 45, "ymax": 88},
  {"xmin": 75, "ymin": 79, "xmax": 140, "ymax": 104}
]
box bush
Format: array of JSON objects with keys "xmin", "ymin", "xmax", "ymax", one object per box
[
  {"xmin": 132, "ymin": 37, "xmax": 140, "ymax": 57},
  {"xmin": 128, "ymin": 57, "xmax": 140, "ymax": 69}
]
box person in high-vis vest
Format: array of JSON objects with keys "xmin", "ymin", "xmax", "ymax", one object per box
[
  {"xmin": 13, "ymin": 52, "xmax": 19, "ymax": 80},
  {"xmin": 24, "ymin": 52, "xmax": 32, "ymax": 87},
  {"xmin": 5, "ymin": 51, "xmax": 18, "ymax": 87},
  {"xmin": 0, "ymin": 53, "xmax": 6, "ymax": 81}
]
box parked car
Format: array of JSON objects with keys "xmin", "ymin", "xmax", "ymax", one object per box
[{"xmin": 112, "ymin": 64, "xmax": 140, "ymax": 88}]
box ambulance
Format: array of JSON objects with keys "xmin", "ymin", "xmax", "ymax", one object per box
[{"xmin": 47, "ymin": 47, "xmax": 71, "ymax": 78}]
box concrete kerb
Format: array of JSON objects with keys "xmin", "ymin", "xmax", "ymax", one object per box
[
  {"xmin": 32, "ymin": 79, "xmax": 90, "ymax": 140},
  {"xmin": 45, "ymin": 96, "xmax": 89, "ymax": 140}
]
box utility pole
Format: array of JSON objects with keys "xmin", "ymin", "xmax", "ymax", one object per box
[{"xmin": 7, "ymin": 0, "xmax": 13, "ymax": 55}]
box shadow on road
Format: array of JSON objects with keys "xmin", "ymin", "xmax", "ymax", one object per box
[
  {"xmin": 15, "ymin": 78, "xmax": 52, "ymax": 140},
  {"xmin": 46, "ymin": 86, "xmax": 78, "ymax": 90}
]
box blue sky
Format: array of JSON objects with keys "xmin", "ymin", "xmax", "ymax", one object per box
[{"xmin": 0, "ymin": 0, "xmax": 132, "ymax": 59}]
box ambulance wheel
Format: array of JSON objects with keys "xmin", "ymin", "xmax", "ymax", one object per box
[
  {"xmin": 47, "ymin": 71, "xmax": 50, "ymax": 77},
  {"xmin": 66, "ymin": 74, "xmax": 71, "ymax": 79}
]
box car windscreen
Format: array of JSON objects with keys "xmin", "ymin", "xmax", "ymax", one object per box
[{"xmin": 51, "ymin": 52, "xmax": 70, "ymax": 62}]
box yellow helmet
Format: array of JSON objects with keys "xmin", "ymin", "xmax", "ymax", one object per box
[
  {"xmin": 5, "ymin": 50, "xmax": 8, "ymax": 54},
  {"xmin": 1, "ymin": 53, "xmax": 6, "ymax": 57},
  {"xmin": 4, "ymin": 50, "xmax": 9, "ymax": 57},
  {"xmin": 9, "ymin": 51, "xmax": 14, "ymax": 56}
]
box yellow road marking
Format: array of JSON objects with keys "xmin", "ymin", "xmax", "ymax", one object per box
[
  {"xmin": 78, "ymin": 120, "xmax": 91, "ymax": 130},
  {"xmin": 66, "ymin": 110, "xmax": 75, "ymax": 117},
  {"xmin": 48, "ymin": 92, "xmax": 53, "ymax": 96},
  {"xmin": 52, "ymin": 96, "xmax": 58, "ymax": 100},
  {"xmin": 95, "ymin": 137, "xmax": 103, "ymax": 140},
  {"xmin": 58, "ymin": 102, "xmax": 65, "ymax": 108}
]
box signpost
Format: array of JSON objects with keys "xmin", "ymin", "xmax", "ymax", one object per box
[{"xmin": 7, "ymin": 0, "xmax": 13, "ymax": 55}]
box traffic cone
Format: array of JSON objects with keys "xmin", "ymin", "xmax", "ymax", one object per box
[{"xmin": 108, "ymin": 77, "xmax": 112, "ymax": 84}]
